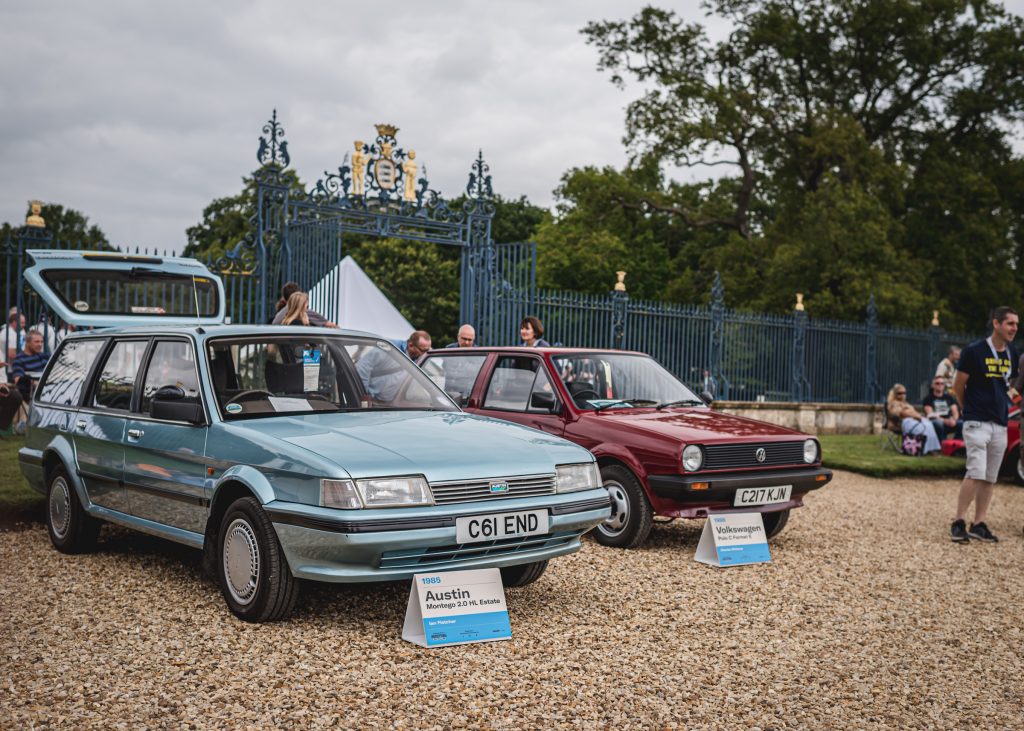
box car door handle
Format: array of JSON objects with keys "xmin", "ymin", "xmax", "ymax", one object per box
[
  {"xmin": 75, "ymin": 420, "xmax": 87, "ymax": 430},
  {"xmin": 127, "ymin": 429, "xmax": 144, "ymax": 440}
]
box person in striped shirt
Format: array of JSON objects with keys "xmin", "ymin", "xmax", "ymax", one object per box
[{"xmin": 12, "ymin": 329, "xmax": 49, "ymax": 401}]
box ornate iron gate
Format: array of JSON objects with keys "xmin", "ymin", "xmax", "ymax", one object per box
[{"xmin": 239, "ymin": 111, "xmax": 523, "ymax": 344}]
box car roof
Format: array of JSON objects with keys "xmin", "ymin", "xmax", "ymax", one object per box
[
  {"xmin": 424, "ymin": 346, "xmax": 648, "ymax": 356},
  {"xmin": 62, "ymin": 324, "xmax": 390, "ymax": 341}
]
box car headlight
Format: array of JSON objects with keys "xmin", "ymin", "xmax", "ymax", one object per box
[
  {"xmin": 321, "ymin": 479, "xmax": 362, "ymax": 509},
  {"xmin": 356, "ymin": 475, "xmax": 434, "ymax": 507},
  {"xmin": 682, "ymin": 444, "xmax": 703, "ymax": 472},
  {"xmin": 803, "ymin": 439, "xmax": 819, "ymax": 464},
  {"xmin": 555, "ymin": 463, "xmax": 601, "ymax": 493}
]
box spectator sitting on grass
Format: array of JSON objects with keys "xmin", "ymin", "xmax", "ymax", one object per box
[{"xmin": 886, "ymin": 383, "xmax": 941, "ymax": 455}]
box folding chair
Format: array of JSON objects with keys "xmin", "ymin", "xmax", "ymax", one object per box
[{"xmin": 880, "ymin": 402, "xmax": 903, "ymax": 452}]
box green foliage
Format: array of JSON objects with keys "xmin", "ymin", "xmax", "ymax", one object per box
[
  {"xmin": 346, "ymin": 238, "xmax": 460, "ymax": 346},
  {"xmin": 183, "ymin": 170, "xmax": 306, "ymax": 262},
  {"xmin": 1, "ymin": 203, "xmax": 111, "ymax": 250},
  {"xmin": 571, "ymin": 0, "xmax": 1024, "ymax": 329}
]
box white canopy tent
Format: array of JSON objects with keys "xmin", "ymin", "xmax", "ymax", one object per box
[{"xmin": 307, "ymin": 255, "xmax": 414, "ymax": 341}]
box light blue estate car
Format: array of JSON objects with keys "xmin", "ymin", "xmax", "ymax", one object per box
[{"xmin": 18, "ymin": 251, "xmax": 610, "ymax": 621}]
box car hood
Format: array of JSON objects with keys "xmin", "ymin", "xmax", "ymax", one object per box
[
  {"xmin": 585, "ymin": 407, "xmax": 807, "ymax": 444},
  {"xmin": 229, "ymin": 410, "xmax": 593, "ymax": 481}
]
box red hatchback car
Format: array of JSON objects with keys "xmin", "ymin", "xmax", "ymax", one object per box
[{"xmin": 420, "ymin": 347, "xmax": 833, "ymax": 548}]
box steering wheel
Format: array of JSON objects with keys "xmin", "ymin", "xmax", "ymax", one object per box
[
  {"xmin": 571, "ymin": 388, "xmax": 600, "ymax": 405},
  {"xmin": 226, "ymin": 389, "xmax": 274, "ymax": 406}
]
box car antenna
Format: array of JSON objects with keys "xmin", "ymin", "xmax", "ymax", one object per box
[{"xmin": 192, "ymin": 274, "xmax": 205, "ymax": 334}]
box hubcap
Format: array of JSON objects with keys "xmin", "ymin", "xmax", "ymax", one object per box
[
  {"xmin": 599, "ymin": 481, "xmax": 630, "ymax": 536},
  {"xmin": 48, "ymin": 476, "xmax": 72, "ymax": 539},
  {"xmin": 223, "ymin": 518, "xmax": 260, "ymax": 605}
]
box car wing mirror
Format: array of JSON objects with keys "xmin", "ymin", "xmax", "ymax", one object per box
[
  {"xmin": 530, "ymin": 391, "xmax": 558, "ymax": 412},
  {"xmin": 699, "ymin": 390, "xmax": 714, "ymax": 406},
  {"xmin": 151, "ymin": 385, "xmax": 204, "ymax": 424}
]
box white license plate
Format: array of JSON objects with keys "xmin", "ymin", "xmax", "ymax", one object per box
[
  {"xmin": 455, "ymin": 509, "xmax": 549, "ymax": 544},
  {"xmin": 733, "ymin": 485, "xmax": 792, "ymax": 507}
]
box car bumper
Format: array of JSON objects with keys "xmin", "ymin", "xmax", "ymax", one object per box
[
  {"xmin": 646, "ymin": 466, "xmax": 832, "ymax": 517},
  {"xmin": 266, "ymin": 488, "xmax": 612, "ymax": 583}
]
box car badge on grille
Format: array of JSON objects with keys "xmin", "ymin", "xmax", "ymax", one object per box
[
  {"xmin": 489, "ymin": 481, "xmax": 510, "ymax": 494},
  {"xmin": 755, "ymin": 448, "xmax": 767, "ymax": 463}
]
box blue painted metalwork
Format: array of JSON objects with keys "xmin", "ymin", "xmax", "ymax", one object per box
[
  {"xmin": 709, "ymin": 273, "xmax": 726, "ymax": 398},
  {"xmin": 792, "ymin": 307, "xmax": 808, "ymax": 402},
  {"xmin": 610, "ymin": 287, "xmax": 628, "ymax": 349},
  {"xmin": 864, "ymin": 295, "xmax": 880, "ymax": 403}
]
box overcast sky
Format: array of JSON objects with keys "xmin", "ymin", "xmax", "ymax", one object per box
[{"xmin": 1, "ymin": 1, "xmax": 1021, "ymax": 254}]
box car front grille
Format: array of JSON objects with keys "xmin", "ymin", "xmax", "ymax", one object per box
[
  {"xmin": 702, "ymin": 441, "xmax": 806, "ymax": 470},
  {"xmin": 379, "ymin": 530, "xmax": 578, "ymax": 570},
  {"xmin": 429, "ymin": 473, "xmax": 556, "ymax": 505}
]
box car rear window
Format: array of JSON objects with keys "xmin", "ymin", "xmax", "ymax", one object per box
[
  {"xmin": 36, "ymin": 339, "xmax": 106, "ymax": 406},
  {"xmin": 40, "ymin": 269, "xmax": 219, "ymax": 318}
]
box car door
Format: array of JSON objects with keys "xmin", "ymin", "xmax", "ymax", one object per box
[
  {"xmin": 473, "ymin": 355, "xmax": 566, "ymax": 436},
  {"xmin": 419, "ymin": 352, "xmax": 489, "ymax": 407},
  {"xmin": 122, "ymin": 338, "xmax": 209, "ymax": 535},
  {"xmin": 74, "ymin": 338, "xmax": 149, "ymax": 514},
  {"xmin": 32, "ymin": 337, "xmax": 109, "ymax": 498}
]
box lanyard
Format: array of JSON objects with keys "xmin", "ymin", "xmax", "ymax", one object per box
[{"xmin": 986, "ymin": 337, "xmax": 1010, "ymax": 387}]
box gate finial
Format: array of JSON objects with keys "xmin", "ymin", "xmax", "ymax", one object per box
[
  {"xmin": 257, "ymin": 109, "xmax": 290, "ymax": 169},
  {"xmin": 466, "ymin": 150, "xmax": 493, "ymax": 199}
]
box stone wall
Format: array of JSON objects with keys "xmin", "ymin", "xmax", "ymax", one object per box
[{"xmin": 711, "ymin": 401, "xmax": 884, "ymax": 435}]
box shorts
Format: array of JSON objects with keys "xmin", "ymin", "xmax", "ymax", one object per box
[{"xmin": 963, "ymin": 420, "xmax": 1007, "ymax": 484}]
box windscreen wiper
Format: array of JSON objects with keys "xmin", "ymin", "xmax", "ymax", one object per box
[
  {"xmin": 594, "ymin": 398, "xmax": 658, "ymax": 412},
  {"xmin": 655, "ymin": 399, "xmax": 705, "ymax": 410}
]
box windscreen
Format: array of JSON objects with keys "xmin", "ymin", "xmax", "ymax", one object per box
[
  {"xmin": 552, "ymin": 352, "xmax": 702, "ymax": 409},
  {"xmin": 41, "ymin": 269, "xmax": 219, "ymax": 318},
  {"xmin": 207, "ymin": 334, "xmax": 457, "ymax": 419}
]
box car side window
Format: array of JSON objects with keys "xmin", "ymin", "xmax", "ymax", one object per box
[
  {"xmin": 140, "ymin": 340, "xmax": 201, "ymax": 415},
  {"xmin": 36, "ymin": 339, "xmax": 106, "ymax": 406},
  {"xmin": 483, "ymin": 356, "xmax": 557, "ymax": 412},
  {"xmin": 92, "ymin": 340, "xmax": 148, "ymax": 411},
  {"xmin": 421, "ymin": 354, "xmax": 487, "ymax": 406}
]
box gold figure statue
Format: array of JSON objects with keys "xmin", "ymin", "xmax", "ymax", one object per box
[
  {"xmin": 380, "ymin": 141, "xmax": 393, "ymax": 159},
  {"xmin": 402, "ymin": 151, "xmax": 418, "ymax": 202},
  {"xmin": 351, "ymin": 141, "xmax": 367, "ymax": 197},
  {"xmin": 932, "ymin": 309, "xmax": 940, "ymax": 327},
  {"xmin": 25, "ymin": 200, "xmax": 45, "ymax": 228},
  {"xmin": 614, "ymin": 271, "xmax": 627, "ymax": 292},
  {"xmin": 795, "ymin": 293, "xmax": 805, "ymax": 312}
]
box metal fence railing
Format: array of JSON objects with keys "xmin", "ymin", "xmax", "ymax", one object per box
[{"xmin": 2, "ymin": 228, "xmax": 980, "ymax": 404}]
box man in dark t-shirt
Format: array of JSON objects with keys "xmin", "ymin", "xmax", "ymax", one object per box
[
  {"xmin": 923, "ymin": 376, "xmax": 961, "ymax": 440},
  {"xmin": 950, "ymin": 306, "xmax": 1019, "ymax": 543}
]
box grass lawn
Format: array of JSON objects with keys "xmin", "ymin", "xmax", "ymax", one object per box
[
  {"xmin": 0, "ymin": 436, "xmax": 43, "ymax": 523},
  {"xmin": 820, "ymin": 433, "xmax": 965, "ymax": 478}
]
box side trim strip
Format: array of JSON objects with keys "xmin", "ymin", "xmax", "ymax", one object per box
[
  {"xmin": 123, "ymin": 480, "xmax": 209, "ymax": 508},
  {"xmin": 78, "ymin": 469, "xmax": 210, "ymax": 508},
  {"xmin": 77, "ymin": 469, "xmax": 121, "ymax": 486},
  {"xmin": 19, "ymin": 453, "xmax": 44, "ymax": 467}
]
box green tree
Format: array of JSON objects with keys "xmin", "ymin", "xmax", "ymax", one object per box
[
  {"xmin": 347, "ymin": 238, "xmax": 459, "ymax": 345},
  {"xmin": 1, "ymin": 203, "xmax": 111, "ymax": 250},
  {"xmin": 184, "ymin": 170, "xmax": 306, "ymax": 262},
  {"xmin": 577, "ymin": 0, "xmax": 1024, "ymax": 328}
]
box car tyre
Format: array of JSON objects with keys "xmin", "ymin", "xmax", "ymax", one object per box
[
  {"xmin": 593, "ymin": 465, "xmax": 653, "ymax": 549},
  {"xmin": 1005, "ymin": 446, "xmax": 1024, "ymax": 487},
  {"xmin": 46, "ymin": 466, "xmax": 100, "ymax": 553},
  {"xmin": 500, "ymin": 560, "xmax": 548, "ymax": 588},
  {"xmin": 761, "ymin": 509, "xmax": 790, "ymax": 539},
  {"xmin": 217, "ymin": 496, "xmax": 299, "ymax": 623}
]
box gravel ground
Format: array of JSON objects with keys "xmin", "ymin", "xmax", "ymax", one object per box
[{"xmin": 2, "ymin": 470, "xmax": 1023, "ymax": 730}]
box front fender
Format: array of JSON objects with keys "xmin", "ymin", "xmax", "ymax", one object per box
[
  {"xmin": 590, "ymin": 443, "xmax": 649, "ymax": 485},
  {"xmin": 213, "ymin": 464, "xmax": 276, "ymax": 505}
]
